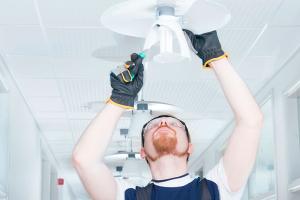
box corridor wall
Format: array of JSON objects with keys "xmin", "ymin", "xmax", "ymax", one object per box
[{"xmin": 0, "ymin": 58, "xmax": 42, "ymax": 200}]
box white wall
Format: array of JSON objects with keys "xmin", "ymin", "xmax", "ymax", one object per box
[
  {"xmin": 42, "ymin": 159, "xmax": 51, "ymax": 200},
  {"xmin": 7, "ymin": 86, "xmax": 42, "ymax": 200},
  {"xmin": 0, "ymin": 92, "xmax": 8, "ymax": 199},
  {"xmin": 0, "ymin": 58, "xmax": 43, "ymax": 199},
  {"xmin": 0, "ymin": 57, "xmax": 76, "ymax": 200}
]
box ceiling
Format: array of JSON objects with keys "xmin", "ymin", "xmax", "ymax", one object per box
[{"xmin": 0, "ymin": 0, "xmax": 299, "ymax": 199}]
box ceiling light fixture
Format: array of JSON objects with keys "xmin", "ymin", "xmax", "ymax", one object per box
[{"xmin": 101, "ymin": 0, "xmax": 231, "ymax": 63}]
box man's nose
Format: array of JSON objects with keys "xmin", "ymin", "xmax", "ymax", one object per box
[{"xmin": 159, "ymin": 121, "xmax": 168, "ymax": 126}]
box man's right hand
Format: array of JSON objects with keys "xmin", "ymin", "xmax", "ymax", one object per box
[
  {"xmin": 107, "ymin": 53, "xmax": 144, "ymax": 109},
  {"xmin": 72, "ymin": 55, "xmax": 144, "ymax": 200}
]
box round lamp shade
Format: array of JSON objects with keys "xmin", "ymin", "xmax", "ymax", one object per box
[{"xmin": 101, "ymin": 0, "xmax": 231, "ymax": 37}]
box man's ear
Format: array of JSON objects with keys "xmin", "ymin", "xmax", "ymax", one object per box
[
  {"xmin": 140, "ymin": 147, "xmax": 146, "ymax": 159},
  {"xmin": 187, "ymin": 143, "xmax": 193, "ymax": 154}
]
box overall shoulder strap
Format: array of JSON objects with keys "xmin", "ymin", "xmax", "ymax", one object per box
[
  {"xmin": 200, "ymin": 178, "xmax": 212, "ymax": 200},
  {"xmin": 136, "ymin": 183, "xmax": 153, "ymax": 200}
]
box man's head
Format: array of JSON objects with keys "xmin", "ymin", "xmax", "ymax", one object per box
[{"xmin": 140, "ymin": 115, "xmax": 193, "ymax": 164}]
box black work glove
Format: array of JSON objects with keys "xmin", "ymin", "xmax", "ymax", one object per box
[
  {"xmin": 183, "ymin": 29, "xmax": 227, "ymax": 67},
  {"xmin": 107, "ymin": 53, "xmax": 144, "ymax": 109}
]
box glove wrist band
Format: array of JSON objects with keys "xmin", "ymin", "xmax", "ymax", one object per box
[
  {"xmin": 203, "ymin": 52, "xmax": 229, "ymax": 68},
  {"xmin": 106, "ymin": 98, "xmax": 134, "ymax": 110}
]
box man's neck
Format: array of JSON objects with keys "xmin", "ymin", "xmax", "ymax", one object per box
[{"xmin": 149, "ymin": 155, "xmax": 188, "ymax": 180}]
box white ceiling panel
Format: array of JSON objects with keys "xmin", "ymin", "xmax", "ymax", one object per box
[
  {"xmin": 16, "ymin": 79, "xmax": 60, "ymax": 97},
  {"xmin": 38, "ymin": 118, "xmax": 70, "ymax": 132},
  {"xmin": 215, "ymin": 0, "xmax": 282, "ymax": 28},
  {"xmin": 186, "ymin": 119, "xmax": 227, "ymax": 141},
  {"xmin": 34, "ymin": 111, "xmax": 68, "ymax": 119},
  {"xmin": 218, "ymin": 28, "xmax": 263, "ymax": 66},
  {"xmin": 106, "ymin": 139, "xmax": 135, "ymax": 155},
  {"xmin": 50, "ymin": 140, "xmax": 74, "ymax": 155},
  {"xmin": 237, "ymin": 56, "xmax": 276, "ymax": 80},
  {"xmin": 47, "ymin": 28, "xmax": 117, "ymax": 57},
  {"xmin": 146, "ymin": 58, "xmax": 215, "ymax": 81},
  {"xmin": 69, "ymin": 119, "xmax": 90, "ymax": 142},
  {"xmin": 203, "ymin": 90, "xmax": 230, "ymax": 112},
  {"xmin": 0, "ymin": 26, "xmax": 48, "ymax": 55},
  {"xmin": 44, "ymin": 131, "xmax": 73, "ymax": 141},
  {"xmin": 29, "ymin": 97, "xmax": 65, "ymax": 112},
  {"xmin": 0, "ymin": 0, "xmax": 39, "ymax": 25},
  {"xmin": 70, "ymin": 118, "xmax": 132, "ymax": 143},
  {"xmin": 249, "ymin": 26, "xmax": 300, "ymax": 67},
  {"xmin": 6, "ymin": 55, "xmax": 55, "ymax": 78},
  {"xmin": 39, "ymin": 0, "xmax": 124, "ymax": 26},
  {"xmin": 270, "ymin": 0, "xmax": 300, "ymax": 26},
  {"xmin": 58, "ymin": 79, "xmax": 110, "ymax": 113},
  {"xmin": 68, "ymin": 112, "xmax": 98, "ymax": 120},
  {"xmin": 143, "ymin": 80, "xmax": 221, "ymax": 113},
  {"xmin": 205, "ymin": 76, "xmax": 265, "ymax": 115},
  {"xmin": 52, "ymin": 57, "xmax": 115, "ymax": 78}
]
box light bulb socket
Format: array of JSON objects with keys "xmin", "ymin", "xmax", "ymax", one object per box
[{"xmin": 156, "ymin": 6, "xmax": 175, "ymax": 17}]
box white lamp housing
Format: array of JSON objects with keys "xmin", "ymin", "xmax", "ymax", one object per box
[
  {"xmin": 100, "ymin": 0, "xmax": 231, "ymax": 62},
  {"xmin": 143, "ymin": 5, "xmax": 191, "ymax": 63}
]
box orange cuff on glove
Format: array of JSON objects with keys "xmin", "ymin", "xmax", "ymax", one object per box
[
  {"xmin": 106, "ymin": 98, "xmax": 134, "ymax": 110},
  {"xmin": 203, "ymin": 53, "xmax": 229, "ymax": 68}
]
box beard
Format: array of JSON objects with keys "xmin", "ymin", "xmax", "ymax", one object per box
[
  {"xmin": 146, "ymin": 125, "xmax": 189, "ymax": 162},
  {"xmin": 153, "ymin": 129, "xmax": 177, "ymax": 155}
]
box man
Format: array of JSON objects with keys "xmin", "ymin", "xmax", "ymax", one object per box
[{"xmin": 72, "ymin": 30, "xmax": 263, "ymax": 200}]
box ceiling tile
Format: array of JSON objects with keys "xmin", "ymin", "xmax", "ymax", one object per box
[
  {"xmin": 39, "ymin": 0, "xmax": 125, "ymax": 26},
  {"xmin": 249, "ymin": 26, "xmax": 300, "ymax": 67},
  {"xmin": 237, "ymin": 56, "xmax": 277, "ymax": 80},
  {"xmin": 0, "ymin": 0, "xmax": 39, "ymax": 25},
  {"xmin": 143, "ymin": 80, "xmax": 221, "ymax": 113},
  {"xmin": 44, "ymin": 131, "xmax": 73, "ymax": 141},
  {"xmin": 52, "ymin": 57, "xmax": 115, "ymax": 78},
  {"xmin": 46, "ymin": 28, "xmax": 117, "ymax": 57},
  {"xmin": 29, "ymin": 97, "xmax": 65, "ymax": 112},
  {"xmin": 270, "ymin": 0, "xmax": 300, "ymax": 26},
  {"xmin": 58, "ymin": 79, "xmax": 110, "ymax": 113},
  {"xmin": 0, "ymin": 26, "xmax": 48, "ymax": 55},
  {"xmin": 6, "ymin": 55, "xmax": 55, "ymax": 78},
  {"xmin": 70, "ymin": 118, "xmax": 133, "ymax": 146},
  {"xmin": 68, "ymin": 112, "xmax": 97, "ymax": 120},
  {"xmin": 49, "ymin": 140, "xmax": 74, "ymax": 155},
  {"xmin": 38, "ymin": 118, "xmax": 70, "ymax": 132},
  {"xmin": 215, "ymin": 0, "xmax": 282, "ymax": 28},
  {"xmin": 186, "ymin": 119, "xmax": 227, "ymax": 141},
  {"xmin": 34, "ymin": 111, "xmax": 68, "ymax": 119},
  {"xmin": 69, "ymin": 119, "xmax": 90, "ymax": 142},
  {"xmin": 218, "ymin": 28, "xmax": 263, "ymax": 66},
  {"xmin": 17, "ymin": 79, "xmax": 60, "ymax": 97}
]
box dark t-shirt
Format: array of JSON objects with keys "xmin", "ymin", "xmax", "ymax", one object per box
[
  {"xmin": 124, "ymin": 177, "xmax": 220, "ymax": 200},
  {"xmin": 117, "ymin": 159, "xmax": 246, "ymax": 200}
]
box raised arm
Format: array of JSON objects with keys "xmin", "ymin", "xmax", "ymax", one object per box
[
  {"xmin": 183, "ymin": 30, "xmax": 263, "ymax": 192},
  {"xmin": 210, "ymin": 58, "xmax": 263, "ymax": 192},
  {"xmin": 72, "ymin": 53, "xmax": 144, "ymax": 200},
  {"xmin": 72, "ymin": 104, "xmax": 125, "ymax": 200}
]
